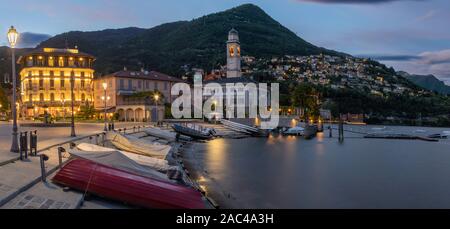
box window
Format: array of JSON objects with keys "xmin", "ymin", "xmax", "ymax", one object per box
[
  {"xmin": 154, "ymin": 82, "xmax": 158, "ymax": 90},
  {"xmin": 138, "ymin": 81, "xmax": 142, "ymax": 89},
  {"xmin": 27, "ymin": 56, "xmax": 33, "ymax": 67},
  {"xmin": 50, "ymin": 78, "xmax": 55, "ymax": 89},
  {"xmin": 28, "ymin": 79, "xmax": 32, "ymax": 90},
  {"xmin": 50, "ymin": 93, "xmax": 55, "ymax": 102},
  {"xmin": 39, "ymin": 79, "xmax": 44, "ymax": 90},
  {"xmin": 145, "ymin": 81, "xmax": 149, "ymax": 89},
  {"xmin": 61, "ymin": 93, "xmax": 65, "ymax": 101},
  {"xmin": 128, "ymin": 79, "xmax": 132, "ymax": 90},
  {"xmin": 119, "ymin": 79, "xmax": 124, "ymax": 89},
  {"xmin": 81, "ymin": 80, "xmax": 85, "ymax": 89},
  {"xmin": 39, "ymin": 93, "xmax": 44, "ymax": 102},
  {"xmin": 81, "ymin": 72, "xmax": 85, "ymax": 78},
  {"xmin": 79, "ymin": 58, "xmax": 85, "ymax": 67},
  {"xmin": 49, "ymin": 71, "xmax": 54, "ymax": 77},
  {"xmin": 229, "ymin": 46, "xmax": 235, "ymax": 57},
  {"xmin": 39, "ymin": 71, "xmax": 43, "ymax": 76},
  {"xmin": 28, "ymin": 71, "xmax": 32, "ymax": 77},
  {"xmin": 68, "ymin": 57, "xmax": 75, "ymax": 66},
  {"xmin": 81, "ymin": 93, "xmax": 85, "ymax": 102},
  {"xmin": 58, "ymin": 57, "xmax": 64, "ymax": 67},
  {"xmin": 37, "ymin": 56, "xmax": 44, "ymax": 66},
  {"xmin": 48, "ymin": 57, "xmax": 54, "ymax": 67},
  {"xmin": 60, "ymin": 79, "xmax": 65, "ymax": 88}
]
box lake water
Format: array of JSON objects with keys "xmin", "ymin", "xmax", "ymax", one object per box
[{"xmin": 195, "ymin": 125, "xmax": 450, "ymax": 208}]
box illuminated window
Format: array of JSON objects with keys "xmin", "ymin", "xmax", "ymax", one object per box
[
  {"xmin": 81, "ymin": 80, "xmax": 85, "ymax": 89},
  {"xmin": 229, "ymin": 47, "xmax": 235, "ymax": 57},
  {"xmin": 68, "ymin": 57, "xmax": 75, "ymax": 67},
  {"xmin": 237, "ymin": 47, "xmax": 241, "ymax": 56},
  {"xmin": 61, "ymin": 93, "xmax": 65, "ymax": 100},
  {"xmin": 37, "ymin": 56, "xmax": 44, "ymax": 66},
  {"xmin": 60, "ymin": 79, "xmax": 65, "ymax": 88},
  {"xmin": 27, "ymin": 56, "xmax": 33, "ymax": 67},
  {"xmin": 39, "ymin": 93, "xmax": 44, "ymax": 102},
  {"xmin": 81, "ymin": 93, "xmax": 85, "ymax": 102},
  {"xmin": 48, "ymin": 56, "xmax": 54, "ymax": 66},
  {"xmin": 58, "ymin": 57, "xmax": 64, "ymax": 67},
  {"xmin": 50, "ymin": 93, "xmax": 55, "ymax": 102}
]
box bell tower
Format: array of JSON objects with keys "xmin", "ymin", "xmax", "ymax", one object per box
[{"xmin": 226, "ymin": 28, "xmax": 241, "ymax": 78}]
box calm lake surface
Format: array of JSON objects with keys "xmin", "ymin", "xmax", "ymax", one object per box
[{"xmin": 195, "ymin": 125, "xmax": 450, "ymax": 208}]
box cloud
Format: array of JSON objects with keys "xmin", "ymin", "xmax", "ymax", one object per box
[
  {"xmin": 416, "ymin": 9, "xmax": 437, "ymax": 21},
  {"xmin": 17, "ymin": 32, "xmax": 52, "ymax": 48},
  {"xmin": 296, "ymin": 0, "xmax": 424, "ymax": 4},
  {"xmin": 372, "ymin": 49, "xmax": 450, "ymax": 84}
]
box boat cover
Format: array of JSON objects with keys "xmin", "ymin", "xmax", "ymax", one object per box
[
  {"xmin": 106, "ymin": 132, "xmax": 171, "ymax": 160},
  {"xmin": 68, "ymin": 149, "xmax": 170, "ymax": 182},
  {"xmin": 144, "ymin": 127, "xmax": 192, "ymax": 141},
  {"xmin": 77, "ymin": 143, "xmax": 169, "ymax": 171},
  {"xmin": 53, "ymin": 159, "xmax": 205, "ymax": 209}
]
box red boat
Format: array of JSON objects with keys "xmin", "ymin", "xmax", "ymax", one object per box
[{"xmin": 53, "ymin": 159, "xmax": 205, "ymax": 209}]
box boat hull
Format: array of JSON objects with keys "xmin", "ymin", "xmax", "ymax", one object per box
[{"xmin": 53, "ymin": 159, "xmax": 205, "ymax": 209}]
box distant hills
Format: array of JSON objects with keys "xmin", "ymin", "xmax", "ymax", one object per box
[
  {"xmin": 398, "ymin": 71, "xmax": 450, "ymax": 95},
  {"xmin": 33, "ymin": 4, "xmax": 342, "ymax": 76}
]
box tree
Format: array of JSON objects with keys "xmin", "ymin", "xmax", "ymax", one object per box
[{"xmin": 291, "ymin": 83, "xmax": 320, "ymax": 119}]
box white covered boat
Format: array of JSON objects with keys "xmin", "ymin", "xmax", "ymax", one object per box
[
  {"xmin": 106, "ymin": 132, "xmax": 172, "ymax": 160},
  {"xmin": 77, "ymin": 143, "xmax": 169, "ymax": 171}
]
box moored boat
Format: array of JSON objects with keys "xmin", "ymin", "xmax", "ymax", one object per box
[
  {"xmin": 172, "ymin": 124, "xmax": 214, "ymax": 140},
  {"xmin": 106, "ymin": 132, "xmax": 172, "ymax": 160},
  {"xmin": 283, "ymin": 126, "xmax": 305, "ymax": 136},
  {"xmin": 53, "ymin": 159, "xmax": 205, "ymax": 209}
]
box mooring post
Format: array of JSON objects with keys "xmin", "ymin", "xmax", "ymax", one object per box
[
  {"xmin": 338, "ymin": 119, "xmax": 344, "ymax": 143},
  {"xmin": 40, "ymin": 154, "xmax": 49, "ymax": 182},
  {"xmin": 24, "ymin": 131, "xmax": 28, "ymax": 159},
  {"xmin": 57, "ymin": 147, "xmax": 65, "ymax": 167},
  {"xmin": 19, "ymin": 132, "xmax": 23, "ymax": 160},
  {"xmin": 329, "ymin": 125, "xmax": 333, "ymax": 138}
]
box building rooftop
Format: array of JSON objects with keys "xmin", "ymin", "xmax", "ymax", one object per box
[
  {"xmin": 103, "ymin": 70, "xmax": 185, "ymax": 83},
  {"xmin": 20, "ymin": 48, "xmax": 94, "ymax": 58}
]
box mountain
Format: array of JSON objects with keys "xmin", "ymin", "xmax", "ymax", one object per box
[
  {"xmin": 35, "ymin": 4, "xmax": 343, "ymax": 76},
  {"xmin": 0, "ymin": 47, "xmax": 32, "ymax": 84},
  {"xmin": 398, "ymin": 71, "xmax": 450, "ymax": 95}
]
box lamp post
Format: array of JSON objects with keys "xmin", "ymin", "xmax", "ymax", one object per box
[
  {"xmin": 8, "ymin": 26, "xmax": 19, "ymax": 153},
  {"xmin": 102, "ymin": 82, "xmax": 109, "ymax": 131},
  {"xmin": 154, "ymin": 93, "xmax": 159, "ymax": 122},
  {"xmin": 70, "ymin": 70, "xmax": 76, "ymax": 137}
]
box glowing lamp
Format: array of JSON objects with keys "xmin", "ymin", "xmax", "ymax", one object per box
[{"xmin": 7, "ymin": 26, "xmax": 19, "ymax": 48}]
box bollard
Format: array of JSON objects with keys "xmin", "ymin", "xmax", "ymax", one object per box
[
  {"xmin": 19, "ymin": 132, "xmax": 24, "ymax": 160},
  {"xmin": 29, "ymin": 130, "xmax": 38, "ymax": 156},
  {"xmin": 24, "ymin": 132, "xmax": 28, "ymax": 159},
  {"xmin": 95, "ymin": 134, "xmax": 99, "ymax": 145},
  {"xmin": 102, "ymin": 133, "xmax": 106, "ymax": 146},
  {"xmin": 40, "ymin": 154, "xmax": 49, "ymax": 182},
  {"xmin": 57, "ymin": 147, "xmax": 65, "ymax": 167},
  {"xmin": 329, "ymin": 126, "xmax": 333, "ymax": 138}
]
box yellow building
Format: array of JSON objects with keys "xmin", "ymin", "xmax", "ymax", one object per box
[{"xmin": 17, "ymin": 48, "xmax": 95, "ymax": 118}]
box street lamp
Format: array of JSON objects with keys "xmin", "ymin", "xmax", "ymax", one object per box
[
  {"xmin": 8, "ymin": 26, "xmax": 19, "ymax": 153},
  {"xmin": 102, "ymin": 82, "xmax": 109, "ymax": 131},
  {"xmin": 70, "ymin": 70, "xmax": 76, "ymax": 137},
  {"xmin": 154, "ymin": 93, "xmax": 160, "ymax": 122}
]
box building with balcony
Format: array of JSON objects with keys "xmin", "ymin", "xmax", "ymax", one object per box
[
  {"xmin": 17, "ymin": 48, "xmax": 95, "ymax": 118},
  {"xmin": 93, "ymin": 69, "xmax": 184, "ymax": 122}
]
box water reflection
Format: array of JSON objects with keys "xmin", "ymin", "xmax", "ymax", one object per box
[{"xmin": 197, "ymin": 125, "xmax": 450, "ymax": 208}]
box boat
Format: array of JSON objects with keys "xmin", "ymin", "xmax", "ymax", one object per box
[
  {"xmin": 220, "ymin": 119, "xmax": 269, "ymax": 137},
  {"xmin": 144, "ymin": 127, "xmax": 192, "ymax": 142},
  {"xmin": 68, "ymin": 149, "xmax": 170, "ymax": 181},
  {"xmin": 283, "ymin": 126, "xmax": 305, "ymax": 136},
  {"xmin": 106, "ymin": 132, "xmax": 172, "ymax": 160},
  {"xmin": 172, "ymin": 124, "xmax": 214, "ymax": 140},
  {"xmin": 53, "ymin": 159, "xmax": 205, "ymax": 209},
  {"xmin": 427, "ymin": 133, "xmax": 449, "ymax": 139},
  {"xmin": 76, "ymin": 143, "xmax": 175, "ymax": 173}
]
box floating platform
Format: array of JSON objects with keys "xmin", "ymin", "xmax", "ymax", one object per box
[{"xmin": 364, "ymin": 133, "xmax": 439, "ymax": 142}]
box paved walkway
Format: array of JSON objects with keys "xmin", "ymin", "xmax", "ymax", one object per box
[{"xmin": 0, "ymin": 122, "xmax": 150, "ymax": 209}]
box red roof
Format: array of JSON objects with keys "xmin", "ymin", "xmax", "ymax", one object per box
[{"xmin": 53, "ymin": 159, "xmax": 205, "ymax": 209}]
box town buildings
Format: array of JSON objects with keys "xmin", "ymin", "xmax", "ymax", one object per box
[
  {"xmin": 17, "ymin": 48, "xmax": 95, "ymax": 118},
  {"xmin": 93, "ymin": 69, "xmax": 184, "ymax": 122}
]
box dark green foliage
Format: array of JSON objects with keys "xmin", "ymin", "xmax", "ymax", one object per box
[{"xmin": 36, "ymin": 4, "xmax": 342, "ymax": 76}]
